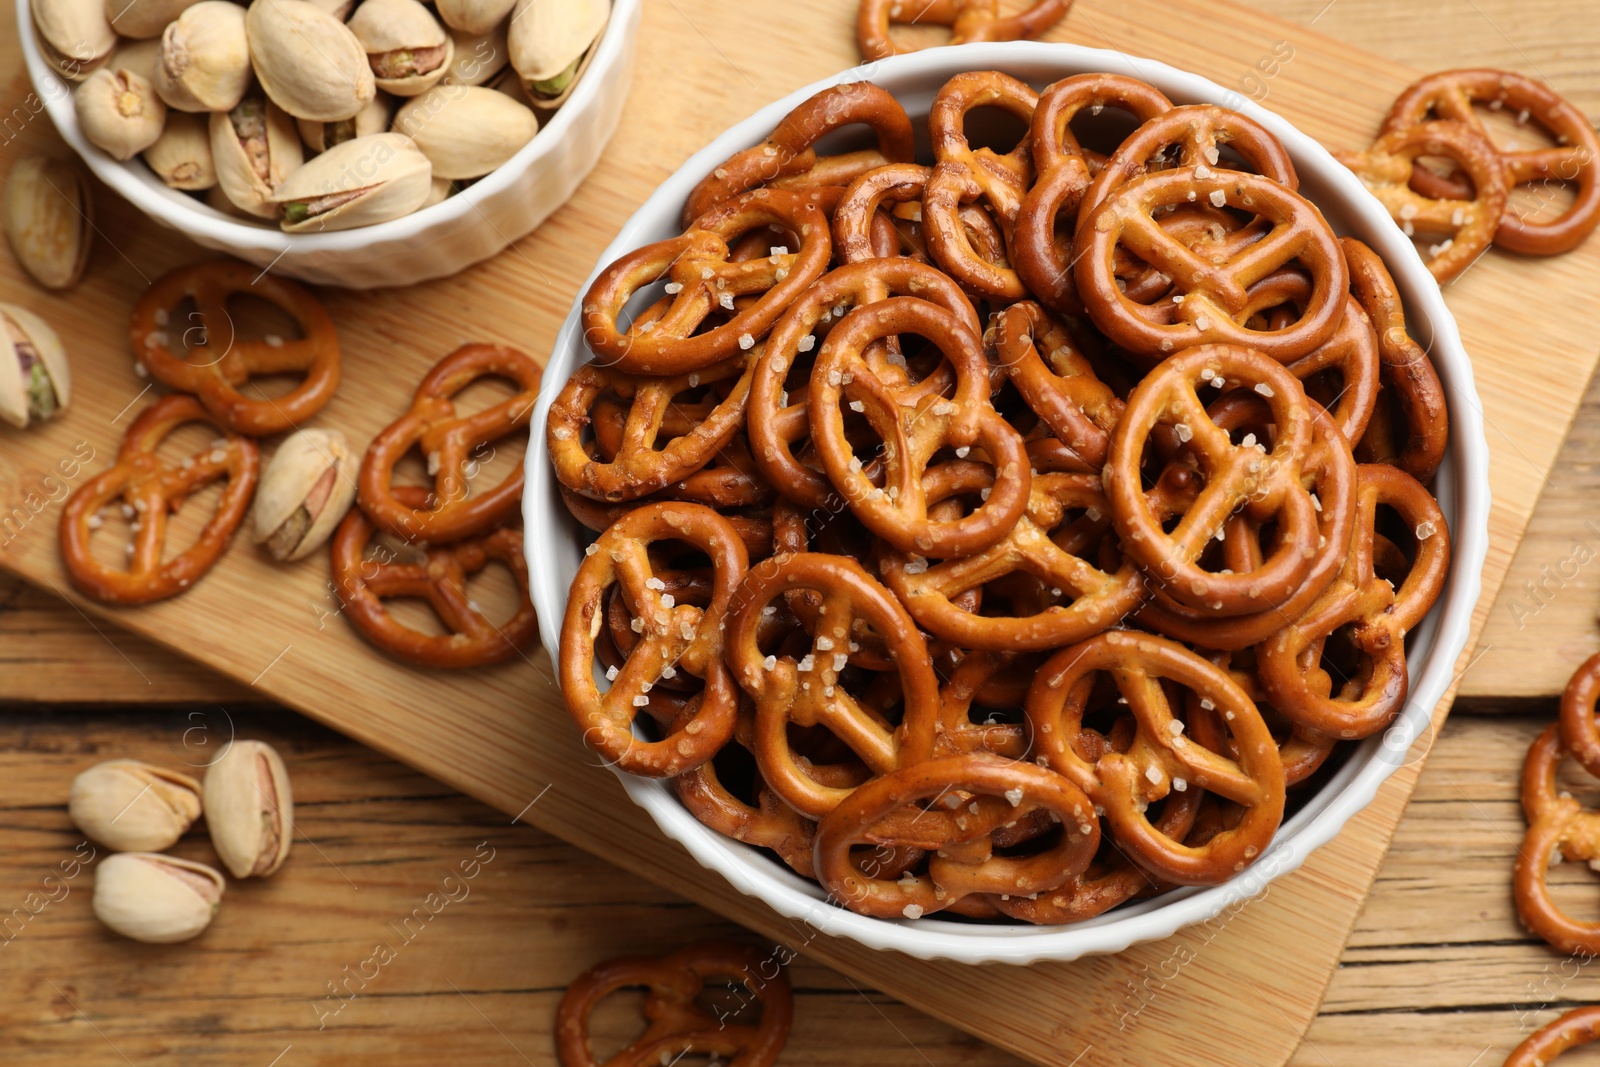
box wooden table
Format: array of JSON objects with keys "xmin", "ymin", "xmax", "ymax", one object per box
[{"xmin": 4, "ymin": 1, "xmax": 1600, "ymax": 1064}]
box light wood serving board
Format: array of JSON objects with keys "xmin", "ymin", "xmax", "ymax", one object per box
[{"xmin": 3, "ymin": 1, "xmax": 1599, "ymax": 1064}]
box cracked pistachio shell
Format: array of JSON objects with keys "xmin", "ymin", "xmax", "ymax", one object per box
[
  {"xmin": 435, "ymin": 0, "xmax": 513, "ymax": 37},
  {"xmin": 252, "ymin": 428, "xmax": 357, "ymax": 561},
  {"xmin": 0, "ymin": 304, "xmax": 71, "ymax": 429},
  {"xmin": 204, "ymin": 740, "xmax": 293, "ymax": 879},
  {"xmin": 32, "ymin": 0, "xmax": 117, "ymax": 81},
  {"xmin": 75, "ymin": 67, "xmax": 167, "ymax": 161},
  {"xmin": 210, "ymin": 96, "xmax": 304, "ymax": 219},
  {"xmin": 442, "ymin": 21, "xmax": 509, "ymax": 87},
  {"xmin": 296, "ymin": 92, "xmax": 391, "ymax": 155},
  {"xmin": 93, "ymin": 853, "xmax": 224, "ymax": 943},
  {"xmin": 246, "ymin": 0, "xmax": 376, "ymax": 122},
  {"xmin": 68, "ymin": 759, "xmax": 202, "ymax": 852},
  {"xmin": 348, "ymin": 0, "xmax": 453, "ymax": 97},
  {"xmin": 394, "ymin": 85, "xmax": 535, "ymax": 180},
  {"xmin": 508, "ymin": 0, "xmax": 607, "ymax": 108},
  {"xmin": 155, "ymin": 1, "xmax": 252, "ymax": 113},
  {"xmin": 272, "ymin": 132, "xmax": 431, "ymax": 232},
  {"xmin": 107, "ymin": 0, "xmax": 203, "ymax": 39},
  {"xmin": 144, "ymin": 110, "xmax": 217, "ymax": 189},
  {"xmin": 3, "ymin": 155, "xmax": 92, "ymax": 290}
]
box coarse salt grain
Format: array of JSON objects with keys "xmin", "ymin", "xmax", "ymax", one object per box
[
  {"xmin": 632, "ymin": 695, "xmax": 650, "ymax": 707},
  {"xmin": 1254, "ymin": 383, "xmax": 1275, "ymax": 397},
  {"xmin": 902, "ymin": 905, "xmax": 924, "ymax": 920},
  {"xmin": 798, "ymin": 335, "xmax": 816, "ymax": 353},
  {"xmin": 1209, "ymin": 190, "xmax": 1226, "ymax": 207},
  {"xmin": 849, "ymin": 400, "xmax": 864, "ymax": 412},
  {"xmin": 763, "ymin": 655, "xmax": 777, "ymax": 671},
  {"xmin": 1145, "ymin": 765, "xmax": 1162, "ymax": 784},
  {"xmin": 605, "ymin": 665, "xmax": 619, "ymax": 681},
  {"xmin": 664, "ymin": 282, "xmax": 683, "ymax": 294},
  {"xmin": 1005, "ymin": 788, "xmax": 1024, "ymax": 806},
  {"xmin": 739, "ymin": 333, "xmax": 755, "ymax": 350}
]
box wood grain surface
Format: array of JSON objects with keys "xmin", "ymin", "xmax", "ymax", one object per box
[{"xmin": 4, "ymin": 0, "xmax": 1600, "ymax": 1064}]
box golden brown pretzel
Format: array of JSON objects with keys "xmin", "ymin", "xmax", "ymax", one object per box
[
  {"xmin": 560, "ymin": 503, "xmax": 748, "ymax": 778},
  {"xmin": 856, "ymin": 0, "xmax": 1071, "ymax": 60},
  {"xmin": 358, "ymin": 343, "xmax": 542, "ymax": 544},
  {"xmin": 1188, "ymin": 649, "xmax": 1336, "ymax": 788},
  {"xmin": 555, "ymin": 941, "xmax": 793, "ymax": 1067},
  {"xmin": 1507, "ymin": 1007, "xmax": 1600, "ymax": 1067},
  {"xmin": 129, "ymin": 260, "xmax": 340, "ymax": 437},
  {"xmin": 1560, "ymin": 651, "xmax": 1600, "ymax": 781},
  {"xmin": 673, "ymin": 720, "xmax": 818, "ymax": 876},
  {"xmin": 992, "ymin": 300, "xmax": 1123, "ymax": 468},
  {"xmin": 330, "ymin": 486, "xmax": 538, "ymax": 669},
  {"xmin": 582, "ymin": 189, "xmax": 832, "ymax": 377},
  {"xmin": 59, "ymin": 394, "xmax": 259, "ymax": 605},
  {"xmin": 1514, "ymin": 723, "xmax": 1600, "ymax": 958}
]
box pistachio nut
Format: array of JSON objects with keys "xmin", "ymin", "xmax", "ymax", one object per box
[
  {"xmin": 271, "ymin": 132, "xmax": 432, "ymax": 232},
  {"xmin": 394, "ymin": 86, "xmax": 535, "ymax": 180},
  {"xmin": 155, "ymin": 1, "xmax": 251, "ymax": 113},
  {"xmin": 93, "ymin": 853, "xmax": 224, "ymax": 944},
  {"xmin": 2, "ymin": 155, "xmax": 92, "ymax": 290},
  {"xmin": 210, "ymin": 95, "xmax": 305, "ymax": 219},
  {"xmin": 347, "ymin": 0, "xmax": 453, "ymax": 97},
  {"xmin": 0, "ymin": 304, "xmax": 72, "ymax": 429},
  {"xmin": 246, "ymin": 0, "xmax": 377, "ymax": 122},
  {"xmin": 443, "ymin": 21, "xmax": 509, "ymax": 88},
  {"xmin": 68, "ymin": 759, "xmax": 203, "ymax": 852},
  {"xmin": 109, "ymin": 36, "xmax": 163, "ymax": 84},
  {"xmin": 74, "ymin": 67, "xmax": 167, "ymax": 161},
  {"xmin": 508, "ymin": 0, "xmax": 608, "ymax": 108},
  {"xmin": 143, "ymin": 110, "xmax": 217, "ymax": 189},
  {"xmin": 107, "ymin": 0, "xmax": 203, "ymax": 40},
  {"xmin": 435, "ymin": 0, "xmax": 514, "ymax": 37},
  {"xmin": 296, "ymin": 92, "xmax": 391, "ymax": 155},
  {"xmin": 203, "ymin": 739, "xmax": 293, "ymax": 879},
  {"xmin": 32, "ymin": 0, "xmax": 117, "ymax": 81},
  {"xmin": 252, "ymin": 429, "xmax": 357, "ymax": 561},
  {"xmin": 423, "ymin": 175, "xmax": 453, "ymax": 208}
]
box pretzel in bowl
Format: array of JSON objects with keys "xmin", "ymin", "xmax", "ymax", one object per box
[
  {"xmin": 1515, "ymin": 721, "xmax": 1600, "ymax": 957},
  {"xmin": 555, "ymin": 941, "xmax": 792, "ymax": 1067},
  {"xmin": 60, "ymin": 395, "xmax": 259, "ymax": 605},
  {"xmin": 129, "ymin": 260, "xmax": 340, "ymax": 437},
  {"xmin": 991, "ymin": 300, "xmax": 1122, "ymax": 468},
  {"xmin": 358, "ymin": 343, "xmax": 541, "ymax": 544},
  {"xmin": 856, "ymin": 0, "xmax": 1071, "ymax": 60}
]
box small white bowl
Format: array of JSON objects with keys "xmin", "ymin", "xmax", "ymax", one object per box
[
  {"xmin": 17, "ymin": 0, "xmax": 640, "ymax": 289},
  {"xmin": 524, "ymin": 42, "xmax": 1491, "ymax": 964}
]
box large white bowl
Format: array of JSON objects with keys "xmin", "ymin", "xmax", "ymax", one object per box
[
  {"xmin": 16, "ymin": 0, "xmax": 640, "ymax": 289},
  {"xmin": 524, "ymin": 42, "xmax": 1491, "ymax": 964}
]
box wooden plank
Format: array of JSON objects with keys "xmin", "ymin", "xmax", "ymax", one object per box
[{"xmin": 2, "ymin": 1, "xmax": 1599, "ymax": 1064}]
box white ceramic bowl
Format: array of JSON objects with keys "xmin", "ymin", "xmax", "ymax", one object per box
[
  {"xmin": 524, "ymin": 42, "xmax": 1491, "ymax": 964},
  {"xmin": 17, "ymin": 0, "xmax": 640, "ymax": 289}
]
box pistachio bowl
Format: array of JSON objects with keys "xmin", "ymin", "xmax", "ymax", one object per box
[{"xmin": 15, "ymin": 0, "xmax": 639, "ymax": 288}]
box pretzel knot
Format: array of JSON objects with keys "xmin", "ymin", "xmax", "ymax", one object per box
[
  {"xmin": 358, "ymin": 343, "xmax": 542, "ymax": 544},
  {"xmin": 582, "ymin": 189, "xmax": 833, "ymax": 377},
  {"xmin": 331, "ymin": 486, "xmax": 537, "ymax": 669},
  {"xmin": 560, "ymin": 503, "xmax": 748, "ymax": 778},
  {"xmin": 59, "ymin": 394, "xmax": 259, "ymax": 605},
  {"xmin": 855, "ymin": 0, "xmax": 1071, "ymax": 61},
  {"xmin": 1515, "ymin": 723, "xmax": 1600, "ymax": 957},
  {"xmin": 555, "ymin": 941, "xmax": 793, "ymax": 1067},
  {"xmin": 992, "ymin": 300, "xmax": 1122, "ymax": 468},
  {"xmin": 1026, "ymin": 631, "xmax": 1287, "ymax": 885},
  {"xmin": 1506, "ymin": 1005, "xmax": 1600, "ymax": 1067},
  {"xmin": 130, "ymin": 260, "xmax": 340, "ymax": 437}
]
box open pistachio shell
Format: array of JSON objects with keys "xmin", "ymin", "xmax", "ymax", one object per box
[
  {"xmin": 203, "ymin": 740, "xmax": 294, "ymax": 879},
  {"xmin": 3, "ymin": 156, "xmax": 92, "ymax": 290},
  {"xmin": 246, "ymin": 0, "xmax": 376, "ymax": 122},
  {"xmin": 443, "ymin": 21, "xmax": 509, "ymax": 87},
  {"xmin": 435, "ymin": 0, "xmax": 514, "ymax": 36},
  {"xmin": 211, "ymin": 95, "xmax": 305, "ymax": 218},
  {"xmin": 394, "ymin": 85, "xmax": 536, "ymax": 180},
  {"xmin": 252, "ymin": 429, "xmax": 358, "ymax": 561},
  {"xmin": 69, "ymin": 760, "xmax": 202, "ymax": 852},
  {"xmin": 107, "ymin": 0, "xmax": 203, "ymax": 39},
  {"xmin": 155, "ymin": 1, "xmax": 251, "ymax": 113},
  {"xmin": 271, "ymin": 132, "xmax": 432, "ymax": 232},
  {"xmin": 0, "ymin": 304, "xmax": 72, "ymax": 429},
  {"xmin": 32, "ymin": 0, "xmax": 117, "ymax": 81},
  {"xmin": 144, "ymin": 110, "xmax": 217, "ymax": 190},
  {"xmin": 348, "ymin": 0, "xmax": 453, "ymax": 97},
  {"xmin": 93, "ymin": 854, "xmax": 224, "ymax": 944},
  {"xmin": 508, "ymin": 0, "xmax": 607, "ymax": 108},
  {"xmin": 75, "ymin": 67, "xmax": 167, "ymax": 161},
  {"xmin": 296, "ymin": 92, "xmax": 391, "ymax": 155}
]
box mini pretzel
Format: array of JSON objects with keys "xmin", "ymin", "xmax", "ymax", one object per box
[
  {"xmin": 560, "ymin": 503, "xmax": 747, "ymax": 778},
  {"xmin": 1334, "ymin": 120, "xmax": 1508, "ymax": 282},
  {"xmin": 1515, "ymin": 723, "xmax": 1600, "ymax": 957},
  {"xmin": 129, "ymin": 260, "xmax": 340, "ymax": 437},
  {"xmin": 809, "ymin": 296, "xmax": 1030, "ymax": 557},
  {"xmin": 331, "ymin": 486, "xmax": 537, "ymax": 669},
  {"xmin": 682, "ymin": 83, "xmax": 916, "ymax": 226},
  {"xmin": 1027, "ymin": 631, "xmax": 1286, "ymax": 885},
  {"xmin": 1075, "ymin": 169, "xmax": 1347, "ymax": 361},
  {"xmin": 1189, "ymin": 649, "xmax": 1336, "ymax": 788},
  {"xmin": 59, "ymin": 394, "xmax": 259, "ymax": 605},
  {"xmin": 1380, "ymin": 69, "xmax": 1600, "ymax": 255},
  {"xmin": 1257, "ymin": 463, "xmax": 1450, "ymax": 739},
  {"xmin": 1559, "ymin": 651, "xmax": 1600, "ymax": 782},
  {"xmin": 358, "ymin": 343, "xmax": 542, "ymax": 544},
  {"xmin": 813, "ymin": 753, "xmax": 1099, "ymax": 919},
  {"xmin": 555, "ymin": 941, "xmax": 792, "ymax": 1067},
  {"xmin": 726, "ymin": 552, "xmax": 938, "ymax": 817},
  {"xmin": 856, "ymin": 0, "xmax": 1070, "ymax": 60},
  {"xmin": 993, "ymin": 300, "xmax": 1122, "ymax": 468},
  {"xmin": 582, "ymin": 189, "xmax": 833, "ymax": 377},
  {"xmin": 1013, "ymin": 74, "xmax": 1175, "ymax": 314},
  {"xmin": 1506, "ymin": 1006, "xmax": 1600, "ymax": 1067},
  {"xmin": 674, "ymin": 721, "xmax": 817, "ymax": 876}
]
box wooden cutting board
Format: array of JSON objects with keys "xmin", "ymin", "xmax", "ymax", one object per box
[{"xmin": 3, "ymin": 1, "xmax": 1598, "ymax": 1064}]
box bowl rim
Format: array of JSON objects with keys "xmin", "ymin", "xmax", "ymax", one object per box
[
  {"xmin": 523, "ymin": 40, "xmax": 1491, "ymax": 964},
  {"xmin": 15, "ymin": 0, "xmax": 642, "ymax": 255}
]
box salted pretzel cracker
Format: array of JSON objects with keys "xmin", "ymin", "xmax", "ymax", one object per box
[
  {"xmin": 555, "ymin": 941, "xmax": 792, "ymax": 1067},
  {"xmin": 856, "ymin": 0, "xmax": 1070, "ymax": 60},
  {"xmin": 1506, "ymin": 1006, "xmax": 1600, "ymax": 1067},
  {"xmin": 129, "ymin": 260, "xmax": 340, "ymax": 437},
  {"xmin": 993, "ymin": 300, "xmax": 1122, "ymax": 468},
  {"xmin": 1515, "ymin": 722, "xmax": 1600, "ymax": 957},
  {"xmin": 331, "ymin": 486, "xmax": 537, "ymax": 668},
  {"xmin": 358, "ymin": 343, "xmax": 541, "ymax": 544},
  {"xmin": 60, "ymin": 394, "xmax": 259, "ymax": 605}
]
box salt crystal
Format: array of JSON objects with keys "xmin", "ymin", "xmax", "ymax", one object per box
[
  {"xmin": 1004, "ymin": 788, "xmax": 1024, "ymax": 807},
  {"xmin": 902, "ymin": 905, "xmax": 924, "ymax": 920},
  {"xmin": 664, "ymin": 282, "xmax": 683, "ymax": 294},
  {"xmin": 1145, "ymin": 765, "xmax": 1162, "ymax": 784},
  {"xmin": 605, "ymin": 665, "xmax": 619, "ymax": 681},
  {"xmin": 1209, "ymin": 190, "xmax": 1226, "ymax": 207},
  {"xmin": 849, "ymin": 400, "xmax": 864, "ymax": 412},
  {"xmin": 763, "ymin": 654, "xmax": 777, "ymax": 670},
  {"xmin": 1254, "ymin": 383, "xmax": 1275, "ymax": 398},
  {"xmin": 632, "ymin": 695, "xmax": 649, "ymax": 707},
  {"xmin": 798, "ymin": 335, "xmax": 816, "ymax": 353}
]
